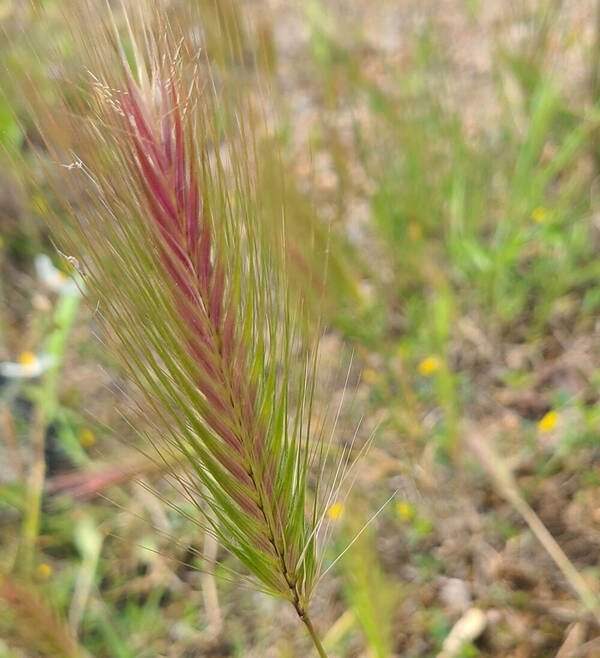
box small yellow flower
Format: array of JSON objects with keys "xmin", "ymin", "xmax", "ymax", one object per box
[
  {"xmin": 418, "ymin": 356, "xmax": 441, "ymax": 376},
  {"xmin": 35, "ymin": 563, "xmax": 53, "ymax": 581},
  {"xmin": 362, "ymin": 368, "xmax": 377, "ymax": 384},
  {"xmin": 396, "ymin": 501, "xmax": 415, "ymax": 522},
  {"xmin": 78, "ymin": 428, "xmax": 96, "ymax": 447},
  {"xmin": 408, "ymin": 222, "xmax": 422, "ymax": 240},
  {"xmin": 531, "ymin": 206, "xmax": 548, "ymax": 223},
  {"xmin": 0, "ymin": 235, "xmax": 4, "ymax": 248},
  {"xmin": 19, "ymin": 351, "xmax": 37, "ymax": 366},
  {"xmin": 538, "ymin": 410, "xmax": 559, "ymax": 433},
  {"xmin": 19, "ymin": 351, "xmax": 38, "ymax": 375},
  {"xmin": 326, "ymin": 502, "xmax": 344, "ymax": 521}
]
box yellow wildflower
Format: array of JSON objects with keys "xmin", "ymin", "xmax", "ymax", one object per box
[
  {"xmin": 531, "ymin": 206, "xmax": 548, "ymax": 223},
  {"xmin": 538, "ymin": 410, "xmax": 559, "ymax": 433},
  {"xmin": 396, "ymin": 501, "xmax": 415, "ymax": 522},
  {"xmin": 408, "ymin": 222, "xmax": 422, "ymax": 240},
  {"xmin": 19, "ymin": 351, "xmax": 36, "ymax": 366},
  {"xmin": 418, "ymin": 356, "xmax": 441, "ymax": 376},
  {"xmin": 326, "ymin": 502, "xmax": 344, "ymax": 521},
  {"xmin": 78, "ymin": 428, "xmax": 96, "ymax": 447},
  {"xmin": 35, "ymin": 563, "xmax": 53, "ymax": 581},
  {"xmin": 362, "ymin": 368, "xmax": 377, "ymax": 384}
]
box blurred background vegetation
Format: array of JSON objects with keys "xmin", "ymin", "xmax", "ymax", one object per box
[{"xmin": 2, "ymin": 0, "xmax": 600, "ymax": 656}]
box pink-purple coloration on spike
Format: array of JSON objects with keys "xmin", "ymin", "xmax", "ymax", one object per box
[{"xmin": 118, "ymin": 72, "xmax": 287, "ymax": 554}]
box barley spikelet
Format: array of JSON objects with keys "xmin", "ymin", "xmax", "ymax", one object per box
[{"xmin": 20, "ymin": 2, "xmax": 338, "ymax": 649}]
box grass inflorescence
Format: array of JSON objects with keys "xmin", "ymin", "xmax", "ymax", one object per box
[{"xmin": 16, "ymin": 1, "xmax": 344, "ymax": 654}]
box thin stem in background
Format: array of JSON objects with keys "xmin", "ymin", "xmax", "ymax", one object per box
[
  {"xmin": 20, "ymin": 405, "xmax": 46, "ymax": 576},
  {"xmin": 20, "ymin": 289, "xmax": 80, "ymax": 575},
  {"xmin": 467, "ymin": 432, "xmax": 600, "ymax": 626},
  {"xmin": 591, "ymin": 0, "xmax": 600, "ymax": 172}
]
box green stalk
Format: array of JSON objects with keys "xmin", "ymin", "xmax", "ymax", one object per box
[
  {"xmin": 301, "ymin": 614, "xmax": 329, "ymax": 658},
  {"xmin": 20, "ymin": 285, "xmax": 80, "ymax": 575}
]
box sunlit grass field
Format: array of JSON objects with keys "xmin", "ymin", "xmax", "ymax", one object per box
[{"xmin": 2, "ymin": 1, "xmax": 600, "ymax": 656}]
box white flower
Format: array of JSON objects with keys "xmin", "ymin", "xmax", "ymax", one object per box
[
  {"xmin": 0, "ymin": 352, "xmax": 55, "ymax": 378},
  {"xmin": 34, "ymin": 254, "xmax": 81, "ymax": 295}
]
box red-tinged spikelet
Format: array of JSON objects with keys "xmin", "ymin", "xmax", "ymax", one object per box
[
  {"xmin": 18, "ymin": 2, "xmax": 347, "ymax": 654},
  {"xmin": 113, "ymin": 64, "xmax": 303, "ymax": 584}
]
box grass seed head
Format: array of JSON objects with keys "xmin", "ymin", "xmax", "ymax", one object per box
[{"xmin": 20, "ymin": 0, "xmax": 343, "ymax": 624}]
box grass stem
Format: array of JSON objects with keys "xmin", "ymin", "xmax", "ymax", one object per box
[
  {"xmin": 301, "ymin": 614, "xmax": 329, "ymax": 658},
  {"xmin": 467, "ymin": 432, "xmax": 600, "ymax": 625}
]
